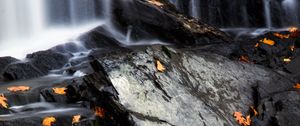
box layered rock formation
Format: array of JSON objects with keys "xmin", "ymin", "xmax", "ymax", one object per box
[{"xmin": 0, "ymin": 0, "xmax": 298, "ymax": 126}]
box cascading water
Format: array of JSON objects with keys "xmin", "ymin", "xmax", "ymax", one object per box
[
  {"xmin": 189, "ymin": 0, "xmax": 200, "ymax": 18},
  {"xmin": 0, "ymin": 0, "xmax": 45, "ymax": 40},
  {"xmin": 102, "ymin": 0, "xmax": 112, "ymax": 22},
  {"xmin": 168, "ymin": 0, "xmax": 300, "ymax": 29},
  {"xmin": 0, "ymin": 0, "xmax": 105, "ymax": 58},
  {"xmin": 68, "ymin": 0, "xmax": 96, "ymax": 25},
  {"xmin": 263, "ymin": 0, "xmax": 272, "ymax": 28}
]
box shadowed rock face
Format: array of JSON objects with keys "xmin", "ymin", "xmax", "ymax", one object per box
[
  {"xmin": 0, "ymin": 57, "xmax": 19, "ymax": 72},
  {"xmin": 1, "ymin": 50, "xmax": 71, "ymax": 81},
  {"xmin": 0, "ymin": 57, "xmax": 20, "ymax": 81},
  {"xmin": 110, "ymin": 0, "xmax": 231, "ymax": 45}
]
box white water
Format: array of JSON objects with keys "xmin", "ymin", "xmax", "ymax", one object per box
[
  {"xmin": 69, "ymin": 0, "xmax": 96, "ymax": 25},
  {"xmin": 102, "ymin": 0, "xmax": 113, "ymax": 22},
  {"xmin": 0, "ymin": 0, "xmax": 45, "ymax": 40},
  {"xmin": 189, "ymin": 0, "xmax": 200, "ymax": 18},
  {"xmin": 2, "ymin": 102, "xmax": 94, "ymax": 120},
  {"xmin": 263, "ymin": 0, "xmax": 272, "ymax": 28},
  {"xmin": 126, "ymin": 26, "xmax": 133, "ymax": 43},
  {"xmin": 0, "ymin": 22, "xmax": 102, "ymax": 59},
  {"xmin": 0, "ymin": 0, "xmax": 103, "ymax": 59}
]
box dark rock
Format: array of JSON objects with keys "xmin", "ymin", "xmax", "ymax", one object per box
[
  {"xmin": 110, "ymin": 0, "xmax": 231, "ymax": 46},
  {"xmin": 40, "ymin": 88, "xmax": 68, "ymax": 103},
  {"xmin": 0, "ymin": 56, "xmax": 19, "ymax": 73},
  {"xmin": 0, "ymin": 56, "xmax": 20, "ymax": 81},
  {"xmin": 285, "ymin": 56, "xmax": 300, "ymax": 74},
  {"xmin": 5, "ymin": 91, "xmax": 41, "ymax": 106},
  {"xmin": 26, "ymin": 49, "xmax": 71, "ymax": 74},
  {"xmin": 79, "ymin": 26, "xmax": 122, "ymax": 49},
  {"xmin": 51, "ymin": 42, "xmax": 85, "ymax": 53},
  {"xmin": 2, "ymin": 62, "xmax": 44, "ymax": 81},
  {"xmin": 82, "ymin": 71, "xmax": 134, "ymax": 126},
  {"xmin": 257, "ymin": 91, "xmax": 300, "ymax": 126}
]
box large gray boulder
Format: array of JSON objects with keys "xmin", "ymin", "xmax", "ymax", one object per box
[{"xmin": 86, "ymin": 45, "xmax": 295, "ymax": 126}]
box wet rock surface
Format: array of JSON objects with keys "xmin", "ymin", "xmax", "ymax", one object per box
[
  {"xmin": 0, "ymin": 57, "xmax": 20, "ymax": 81},
  {"xmin": 0, "ymin": 0, "xmax": 299, "ymax": 126},
  {"xmin": 94, "ymin": 45, "xmax": 297, "ymax": 126},
  {"xmin": 0, "ymin": 44, "xmax": 299, "ymax": 126}
]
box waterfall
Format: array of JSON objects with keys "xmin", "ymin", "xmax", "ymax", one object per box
[
  {"xmin": 0, "ymin": 0, "xmax": 103, "ymax": 58},
  {"xmin": 263, "ymin": 0, "xmax": 272, "ymax": 28},
  {"xmin": 29, "ymin": 0, "xmax": 45, "ymax": 35},
  {"xmin": 0, "ymin": 0, "xmax": 45, "ymax": 40},
  {"xmin": 189, "ymin": 0, "xmax": 200, "ymax": 18},
  {"xmin": 68, "ymin": 0, "xmax": 97, "ymax": 25},
  {"xmin": 282, "ymin": 0, "xmax": 299, "ymax": 26},
  {"xmin": 126, "ymin": 26, "xmax": 133, "ymax": 44},
  {"xmin": 102, "ymin": 0, "xmax": 112, "ymax": 22}
]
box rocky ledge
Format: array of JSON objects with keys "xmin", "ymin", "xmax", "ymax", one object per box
[
  {"xmin": 0, "ymin": 0, "xmax": 298, "ymax": 126},
  {"xmin": 0, "ymin": 45, "xmax": 298, "ymax": 126}
]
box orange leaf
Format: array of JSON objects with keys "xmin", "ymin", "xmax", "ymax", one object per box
[
  {"xmin": 290, "ymin": 46, "xmax": 296, "ymax": 51},
  {"xmin": 94, "ymin": 106, "xmax": 105, "ymax": 118},
  {"xmin": 42, "ymin": 116, "xmax": 56, "ymax": 126},
  {"xmin": 233, "ymin": 112, "xmax": 251, "ymax": 126},
  {"xmin": 273, "ymin": 33, "xmax": 289, "ymax": 39},
  {"xmin": 294, "ymin": 83, "xmax": 300, "ymax": 89},
  {"xmin": 244, "ymin": 115, "xmax": 251, "ymax": 126},
  {"xmin": 156, "ymin": 60, "xmax": 166, "ymax": 72},
  {"xmin": 72, "ymin": 115, "xmax": 81, "ymax": 124},
  {"xmin": 250, "ymin": 106, "xmax": 258, "ymax": 116},
  {"xmin": 148, "ymin": 0, "xmax": 164, "ymax": 6},
  {"xmin": 7, "ymin": 86, "xmax": 30, "ymax": 92},
  {"xmin": 0, "ymin": 94, "xmax": 8, "ymax": 109},
  {"xmin": 234, "ymin": 112, "xmax": 245, "ymax": 124},
  {"xmin": 52, "ymin": 87, "xmax": 67, "ymax": 95},
  {"xmin": 255, "ymin": 43, "xmax": 259, "ymax": 48},
  {"xmin": 260, "ymin": 38, "xmax": 275, "ymax": 46},
  {"xmin": 289, "ymin": 27, "xmax": 298, "ymax": 33},
  {"xmin": 239, "ymin": 56, "xmax": 250, "ymax": 63}
]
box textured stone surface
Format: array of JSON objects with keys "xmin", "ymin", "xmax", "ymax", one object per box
[{"xmin": 90, "ymin": 46, "xmax": 295, "ymax": 126}]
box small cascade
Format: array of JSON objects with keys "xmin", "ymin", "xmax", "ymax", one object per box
[
  {"xmin": 263, "ymin": 0, "xmax": 272, "ymax": 28},
  {"xmin": 102, "ymin": 0, "xmax": 113, "ymax": 23},
  {"xmin": 125, "ymin": 26, "xmax": 133, "ymax": 44},
  {"xmin": 168, "ymin": 0, "xmax": 300, "ymax": 28},
  {"xmin": 189, "ymin": 0, "xmax": 200, "ymax": 18},
  {"xmin": 39, "ymin": 94, "xmax": 46, "ymax": 102}
]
